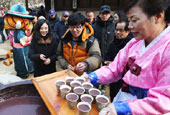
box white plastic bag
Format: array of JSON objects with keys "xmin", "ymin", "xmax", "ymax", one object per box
[{"xmin": 113, "ymin": 88, "xmax": 137, "ymax": 102}]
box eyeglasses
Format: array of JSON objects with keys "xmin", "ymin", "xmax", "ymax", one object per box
[{"xmin": 69, "ymin": 25, "xmax": 83, "ymax": 31}]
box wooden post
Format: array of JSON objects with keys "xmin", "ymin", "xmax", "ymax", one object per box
[
  {"xmin": 72, "ymin": 0, "xmax": 77, "ymax": 12},
  {"xmin": 25, "ymin": 0, "xmax": 28, "ymax": 9},
  {"xmin": 51, "ymin": 0, "xmax": 54, "ymax": 9},
  {"xmin": 44, "ymin": 0, "xmax": 51, "ymax": 12}
]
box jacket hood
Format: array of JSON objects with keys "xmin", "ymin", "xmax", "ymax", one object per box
[{"xmin": 62, "ymin": 22, "xmax": 94, "ymax": 43}]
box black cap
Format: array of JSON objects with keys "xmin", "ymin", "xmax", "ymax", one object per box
[{"xmin": 100, "ymin": 5, "xmax": 111, "ymax": 13}]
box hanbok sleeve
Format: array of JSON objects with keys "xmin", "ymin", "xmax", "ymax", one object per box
[{"xmin": 88, "ymin": 40, "xmax": 132, "ymax": 85}]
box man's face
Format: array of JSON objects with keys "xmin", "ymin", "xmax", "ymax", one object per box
[
  {"xmin": 115, "ymin": 22, "xmax": 130, "ymax": 39},
  {"xmin": 63, "ymin": 16, "xmax": 69, "ymax": 22},
  {"xmin": 50, "ymin": 14, "xmax": 55, "ymax": 19},
  {"xmin": 86, "ymin": 12, "xmax": 94, "ymax": 24},
  {"xmin": 69, "ymin": 24, "xmax": 84, "ymax": 38},
  {"xmin": 99, "ymin": 12, "xmax": 111, "ymax": 21}
]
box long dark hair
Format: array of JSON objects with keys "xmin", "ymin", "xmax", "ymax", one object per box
[
  {"xmin": 125, "ymin": 0, "xmax": 170, "ymax": 24},
  {"xmin": 33, "ymin": 19, "xmax": 53, "ymax": 41}
]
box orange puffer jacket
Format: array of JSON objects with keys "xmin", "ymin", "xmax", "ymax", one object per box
[
  {"xmin": 57, "ymin": 22, "xmax": 101, "ymax": 76},
  {"xmin": 63, "ymin": 43, "xmax": 89, "ymax": 67}
]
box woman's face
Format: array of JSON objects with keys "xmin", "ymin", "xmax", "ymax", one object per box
[
  {"xmin": 127, "ymin": 6, "xmax": 156, "ymax": 42},
  {"xmin": 113, "ymin": 13, "xmax": 119, "ymax": 23},
  {"xmin": 40, "ymin": 23, "xmax": 48, "ymax": 37}
]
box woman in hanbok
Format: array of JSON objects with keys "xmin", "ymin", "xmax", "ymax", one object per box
[{"xmin": 85, "ymin": 0, "xmax": 170, "ymax": 114}]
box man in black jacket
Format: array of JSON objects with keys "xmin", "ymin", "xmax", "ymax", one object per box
[
  {"xmin": 53, "ymin": 11, "xmax": 69, "ymax": 46},
  {"xmin": 85, "ymin": 10, "xmax": 96, "ymax": 25},
  {"xmin": 105, "ymin": 18, "xmax": 132, "ymax": 102},
  {"xmin": 48, "ymin": 9, "xmax": 59, "ymax": 33},
  {"xmin": 92, "ymin": 5, "xmax": 115, "ymax": 98},
  {"xmin": 92, "ymin": 5, "xmax": 115, "ymax": 64},
  {"xmin": 54, "ymin": 11, "xmax": 69, "ymax": 40}
]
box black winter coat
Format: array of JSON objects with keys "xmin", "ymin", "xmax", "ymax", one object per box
[
  {"xmin": 106, "ymin": 35, "xmax": 132, "ymax": 61},
  {"xmin": 92, "ymin": 16, "xmax": 115, "ymax": 62},
  {"xmin": 0, "ymin": 17, "xmax": 4, "ymax": 30},
  {"xmin": 29, "ymin": 37, "xmax": 58, "ymax": 77},
  {"xmin": 107, "ymin": 35, "xmax": 132, "ymax": 102},
  {"xmin": 53, "ymin": 21, "xmax": 69, "ymax": 40},
  {"xmin": 48, "ymin": 16, "xmax": 59, "ymax": 32}
]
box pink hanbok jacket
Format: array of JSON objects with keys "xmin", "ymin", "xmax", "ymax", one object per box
[{"xmin": 88, "ymin": 26, "xmax": 170, "ymax": 114}]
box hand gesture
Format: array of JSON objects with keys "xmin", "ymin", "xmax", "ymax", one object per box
[
  {"xmin": 67, "ymin": 64, "xmax": 74, "ymax": 71},
  {"xmin": 44, "ymin": 58, "xmax": 51, "ymax": 65},
  {"xmin": 104, "ymin": 61, "xmax": 111, "ymax": 65},
  {"xmin": 76, "ymin": 62, "xmax": 87, "ymax": 72},
  {"xmin": 40, "ymin": 54, "xmax": 46, "ymax": 61}
]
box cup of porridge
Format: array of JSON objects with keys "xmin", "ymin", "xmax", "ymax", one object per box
[
  {"xmin": 96, "ymin": 95, "xmax": 109, "ymax": 111},
  {"xmin": 82, "ymin": 82, "xmax": 93, "ymax": 94},
  {"xmin": 80, "ymin": 94, "xmax": 94, "ymax": 105},
  {"xmin": 66, "ymin": 93, "xmax": 79, "ymax": 109},
  {"xmin": 55, "ymin": 80, "xmax": 65, "ymax": 96},
  {"xmin": 77, "ymin": 102, "xmax": 91, "ymax": 115},
  {"xmin": 60, "ymin": 85, "xmax": 71, "ymax": 99}
]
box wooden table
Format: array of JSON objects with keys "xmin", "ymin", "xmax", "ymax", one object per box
[{"xmin": 32, "ymin": 69, "xmax": 99, "ymax": 115}]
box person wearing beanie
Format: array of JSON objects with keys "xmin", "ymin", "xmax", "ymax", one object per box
[{"xmin": 92, "ymin": 5, "xmax": 115, "ymax": 65}]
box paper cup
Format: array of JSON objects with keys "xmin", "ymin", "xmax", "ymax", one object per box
[
  {"xmin": 66, "ymin": 93, "xmax": 79, "ymax": 109},
  {"xmin": 65, "ymin": 77, "xmax": 74, "ymax": 86},
  {"xmin": 77, "ymin": 102, "xmax": 91, "ymax": 115},
  {"xmin": 60, "ymin": 85, "xmax": 71, "ymax": 99},
  {"xmin": 80, "ymin": 94, "xmax": 94, "ymax": 105},
  {"xmin": 70, "ymin": 80, "xmax": 81, "ymax": 90},
  {"xmin": 55, "ymin": 80, "xmax": 65, "ymax": 96},
  {"xmin": 96, "ymin": 95, "xmax": 109, "ymax": 111},
  {"xmin": 82, "ymin": 82, "xmax": 93, "ymax": 93},
  {"xmin": 74, "ymin": 77, "xmax": 86, "ymax": 83},
  {"xmin": 73, "ymin": 87, "xmax": 85, "ymax": 96},
  {"xmin": 73, "ymin": 86, "xmax": 85, "ymax": 101},
  {"xmin": 89, "ymin": 88, "xmax": 101, "ymax": 104}
]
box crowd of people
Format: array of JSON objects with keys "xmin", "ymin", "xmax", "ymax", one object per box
[{"xmin": 1, "ymin": 0, "xmax": 170, "ymax": 114}]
